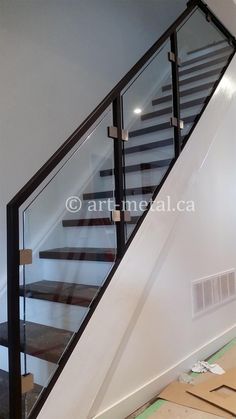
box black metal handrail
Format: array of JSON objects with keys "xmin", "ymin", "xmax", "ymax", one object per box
[{"xmin": 6, "ymin": 0, "xmax": 236, "ymax": 418}]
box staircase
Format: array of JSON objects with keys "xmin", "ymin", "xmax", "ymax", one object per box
[{"xmin": 2, "ymin": 1, "xmax": 236, "ymax": 418}]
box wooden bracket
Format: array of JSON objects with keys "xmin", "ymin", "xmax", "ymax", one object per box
[
  {"xmin": 108, "ymin": 126, "xmax": 129, "ymax": 142},
  {"xmin": 170, "ymin": 116, "xmax": 184, "ymax": 130},
  {"xmin": 19, "ymin": 249, "xmax": 32, "ymax": 265},
  {"xmin": 206, "ymin": 13, "xmax": 212, "ymax": 22},
  {"xmin": 22, "ymin": 373, "xmax": 34, "ymax": 394},
  {"xmin": 168, "ymin": 52, "xmax": 181, "ymax": 67},
  {"xmin": 111, "ymin": 210, "xmax": 131, "ymax": 222}
]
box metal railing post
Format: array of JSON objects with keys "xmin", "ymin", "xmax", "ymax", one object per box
[
  {"xmin": 7, "ymin": 204, "xmax": 22, "ymax": 419},
  {"xmin": 112, "ymin": 96, "xmax": 126, "ymax": 259}
]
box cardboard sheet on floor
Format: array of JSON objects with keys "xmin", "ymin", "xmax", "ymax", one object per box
[
  {"xmin": 149, "ymin": 401, "xmax": 225, "ymax": 419},
  {"xmin": 158, "ymin": 382, "xmax": 233, "ymax": 418},
  {"xmin": 188, "ymin": 368, "xmax": 236, "ymax": 415}
]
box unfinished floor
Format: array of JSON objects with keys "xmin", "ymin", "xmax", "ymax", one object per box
[{"xmin": 127, "ymin": 338, "xmax": 236, "ymax": 419}]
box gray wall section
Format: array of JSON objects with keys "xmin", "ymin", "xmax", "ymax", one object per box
[
  {"xmin": 0, "ymin": 0, "xmax": 186, "ymax": 319},
  {"xmin": 206, "ymin": 0, "xmax": 236, "ymax": 38}
]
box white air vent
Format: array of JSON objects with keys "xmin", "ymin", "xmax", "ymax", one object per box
[{"xmin": 192, "ymin": 269, "xmax": 236, "ymax": 317}]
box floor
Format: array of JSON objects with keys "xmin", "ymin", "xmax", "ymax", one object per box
[
  {"xmin": 127, "ymin": 338, "xmax": 236, "ymax": 419},
  {"xmin": 0, "ymin": 369, "xmax": 42, "ymax": 419}
]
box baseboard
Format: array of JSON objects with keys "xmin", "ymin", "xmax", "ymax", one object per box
[{"xmin": 93, "ymin": 324, "xmax": 236, "ymax": 419}]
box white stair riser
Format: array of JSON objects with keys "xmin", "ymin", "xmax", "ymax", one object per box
[
  {"xmin": 62, "ymin": 225, "xmax": 135, "ymax": 248},
  {"xmin": 132, "ymin": 105, "xmax": 202, "ymax": 131},
  {"xmin": 26, "ymin": 258, "xmax": 114, "ymax": 287},
  {"xmin": 124, "ymin": 146, "xmax": 174, "ymax": 165},
  {"xmin": 20, "ymin": 296, "xmax": 87, "ymax": 333}
]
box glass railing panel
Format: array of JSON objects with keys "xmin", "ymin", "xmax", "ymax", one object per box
[
  {"xmin": 121, "ymin": 39, "xmax": 174, "ymax": 240},
  {"xmin": 177, "ymin": 7, "xmax": 234, "ymax": 142},
  {"xmin": 20, "ymin": 107, "xmax": 116, "ymax": 417}
]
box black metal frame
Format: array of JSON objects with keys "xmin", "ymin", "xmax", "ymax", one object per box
[
  {"xmin": 7, "ymin": 206, "xmax": 21, "ymax": 419},
  {"xmin": 6, "ymin": 0, "xmax": 236, "ymax": 418},
  {"xmin": 112, "ymin": 95, "xmax": 126, "ymax": 258}
]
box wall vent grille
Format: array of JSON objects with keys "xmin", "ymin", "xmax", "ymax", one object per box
[{"xmin": 192, "ymin": 269, "xmax": 236, "ymax": 317}]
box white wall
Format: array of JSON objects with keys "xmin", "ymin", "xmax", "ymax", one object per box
[
  {"xmin": 37, "ymin": 53, "xmax": 236, "ymax": 419},
  {"xmin": 0, "ymin": 0, "xmax": 186, "ymax": 319}
]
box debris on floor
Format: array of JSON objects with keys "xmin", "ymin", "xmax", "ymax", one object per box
[
  {"xmin": 178, "ymin": 372, "xmax": 194, "ymax": 384},
  {"xmin": 191, "ymin": 360, "xmax": 225, "ymax": 375}
]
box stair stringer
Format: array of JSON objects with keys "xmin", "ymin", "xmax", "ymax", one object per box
[{"xmin": 37, "ymin": 57, "xmax": 236, "ymax": 419}]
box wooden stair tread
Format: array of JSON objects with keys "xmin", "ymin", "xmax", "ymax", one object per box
[
  {"xmin": 21, "ymin": 280, "xmax": 100, "ymax": 307},
  {"xmin": 39, "ymin": 247, "xmax": 116, "ymax": 262},
  {"xmin": 0, "ymin": 321, "xmax": 73, "ymax": 364}
]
